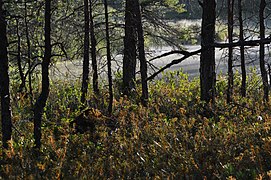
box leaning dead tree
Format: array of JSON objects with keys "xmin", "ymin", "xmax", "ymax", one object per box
[
  {"xmin": 147, "ymin": 36, "xmax": 271, "ymax": 101},
  {"xmin": 147, "ymin": 37, "xmax": 271, "ymax": 78},
  {"xmin": 147, "ymin": 37, "xmax": 271, "ymax": 80},
  {"xmin": 147, "ymin": 49, "xmax": 202, "ymax": 81}
]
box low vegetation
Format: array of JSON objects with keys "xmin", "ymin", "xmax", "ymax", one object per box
[{"xmin": 1, "ymin": 71, "xmax": 271, "ymax": 179}]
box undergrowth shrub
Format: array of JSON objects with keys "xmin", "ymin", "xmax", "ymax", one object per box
[{"xmin": 1, "ymin": 71, "xmax": 271, "ymax": 179}]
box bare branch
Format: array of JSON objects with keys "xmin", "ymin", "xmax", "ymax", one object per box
[
  {"xmin": 147, "ymin": 49, "xmax": 201, "ymax": 81},
  {"xmin": 213, "ymin": 37, "xmax": 271, "ymax": 48},
  {"xmin": 149, "ymin": 50, "xmax": 191, "ymax": 62},
  {"xmin": 146, "ymin": 37, "xmax": 271, "ymax": 81}
]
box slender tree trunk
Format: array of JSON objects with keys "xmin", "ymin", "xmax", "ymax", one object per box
[
  {"xmin": 200, "ymin": 0, "xmax": 216, "ymax": 103},
  {"xmin": 34, "ymin": 0, "xmax": 51, "ymax": 149},
  {"xmin": 134, "ymin": 0, "xmax": 148, "ymax": 106},
  {"xmin": 81, "ymin": 0, "xmax": 90, "ymax": 104},
  {"xmin": 268, "ymin": 64, "xmax": 271, "ymax": 87},
  {"xmin": 104, "ymin": 0, "xmax": 113, "ymax": 114},
  {"xmin": 259, "ymin": 0, "xmax": 269, "ymax": 102},
  {"xmin": 89, "ymin": 0, "xmax": 99, "ymax": 95},
  {"xmin": 0, "ymin": 0, "xmax": 12, "ymax": 149},
  {"xmin": 24, "ymin": 0, "xmax": 33, "ymax": 102},
  {"xmin": 185, "ymin": 0, "xmax": 192, "ymax": 12},
  {"xmin": 238, "ymin": 0, "xmax": 246, "ymax": 97},
  {"xmin": 123, "ymin": 0, "xmax": 137, "ymax": 96},
  {"xmin": 227, "ymin": 0, "xmax": 234, "ymax": 103},
  {"xmin": 16, "ymin": 18, "xmax": 26, "ymax": 92}
]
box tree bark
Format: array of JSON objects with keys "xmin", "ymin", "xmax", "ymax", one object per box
[
  {"xmin": 34, "ymin": 0, "xmax": 51, "ymax": 149},
  {"xmin": 200, "ymin": 0, "xmax": 216, "ymax": 103},
  {"xmin": 104, "ymin": 0, "xmax": 113, "ymax": 114},
  {"xmin": 81, "ymin": 0, "xmax": 90, "ymax": 104},
  {"xmin": 227, "ymin": 0, "xmax": 234, "ymax": 103},
  {"xmin": 123, "ymin": 0, "xmax": 137, "ymax": 96},
  {"xmin": 259, "ymin": 0, "xmax": 269, "ymax": 102},
  {"xmin": 24, "ymin": 0, "xmax": 33, "ymax": 102},
  {"xmin": 16, "ymin": 18, "xmax": 26, "ymax": 92},
  {"xmin": 238, "ymin": 0, "xmax": 246, "ymax": 97},
  {"xmin": 0, "ymin": 0, "xmax": 12, "ymax": 149},
  {"xmin": 134, "ymin": 0, "xmax": 148, "ymax": 106},
  {"xmin": 268, "ymin": 64, "xmax": 271, "ymax": 87},
  {"xmin": 89, "ymin": 0, "xmax": 99, "ymax": 95}
]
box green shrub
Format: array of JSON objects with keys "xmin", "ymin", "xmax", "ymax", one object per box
[{"xmin": 1, "ymin": 71, "xmax": 271, "ymax": 179}]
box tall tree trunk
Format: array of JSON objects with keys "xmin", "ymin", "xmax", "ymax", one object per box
[
  {"xmin": 268, "ymin": 64, "xmax": 271, "ymax": 87},
  {"xmin": 200, "ymin": 0, "xmax": 216, "ymax": 103},
  {"xmin": 0, "ymin": 0, "xmax": 12, "ymax": 149},
  {"xmin": 34, "ymin": 0, "xmax": 51, "ymax": 149},
  {"xmin": 227, "ymin": 0, "xmax": 234, "ymax": 103},
  {"xmin": 238, "ymin": 0, "xmax": 246, "ymax": 97},
  {"xmin": 89, "ymin": 0, "xmax": 99, "ymax": 95},
  {"xmin": 16, "ymin": 18, "xmax": 26, "ymax": 92},
  {"xmin": 123, "ymin": 0, "xmax": 137, "ymax": 96},
  {"xmin": 259, "ymin": 0, "xmax": 269, "ymax": 102},
  {"xmin": 185, "ymin": 0, "xmax": 192, "ymax": 13},
  {"xmin": 24, "ymin": 0, "xmax": 33, "ymax": 102},
  {"xmin": 134, "ymin": 0, "xmax": 148, "ymax": 106},
  {"xmin": 104, "ymin": 0, "xmax": 113, "ymax": 114},
  {"xmin": 81, "ymin": 0, "xmax": 90, "ymax": 104}
]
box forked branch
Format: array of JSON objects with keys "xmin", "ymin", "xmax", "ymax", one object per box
[{"xmin": 147, "ymin": 49, "xmax": 201, "ymax": 81}]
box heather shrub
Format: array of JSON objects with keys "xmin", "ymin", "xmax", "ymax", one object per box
[{"xmin": 1, "ymin": 71, "xmax": 271, "ymax": 179}]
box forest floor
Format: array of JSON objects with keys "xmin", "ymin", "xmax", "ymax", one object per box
[{"xmin": 1, "ymin": 70, "xmax": 271, "ymax": 179}]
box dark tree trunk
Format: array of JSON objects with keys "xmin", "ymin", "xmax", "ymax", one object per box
[
  {"xmin": 89, "ymin": 0, "xmax": 99, "ymax": 95},
  {"xmin": 0, "ymin": 0, "xmax": 12, "ymax": 149},
  {"xmin": 123, "ymin": 0, "xmax": 137, "ymax": 96},
  {"xmin": 227, "ymin": 0, "xmax": 234, "ymax": 103},
  {"xmin": 268, "ymin": 64, "xmax": 271, "ymax": 87},
  {"xmin": 134, "ymin": 0, "xmax": 148, "ymax": 106},
  {"xmin": 16, "ymin": 18, "xmax": 26, "ymax": 92},
  {"xmin": 185, "ymin": 0, "xmax": 192, "ymax": 12},
  {"xmin": 259, "ymin": 0, "xmax": 269, "ymax": 102},
  {"xmin": 24, "ymin": 0, "xmax": 33, "ymax": 101},
  {"xmin": 200, "ymin": 0, "xmax": 216, "ymax": 103},
  {"xmin": 81, "ymin": 0, "xmax": 90, "ymax": 104},
  {"xmin": 34, "ymin": 0, "xmax": 51, "ymax": 149},
  {"xmin": 104, "ymin": 0, "xmax": 113, "ymax": 114},
  {"xmin": 238, "ymin": 0, "xmax": 246, "ymax": 97}
]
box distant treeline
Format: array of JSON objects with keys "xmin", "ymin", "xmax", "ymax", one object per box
[{"xmin": 109, "ymin": 0, "xmax": 271, "ymax": 20}]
